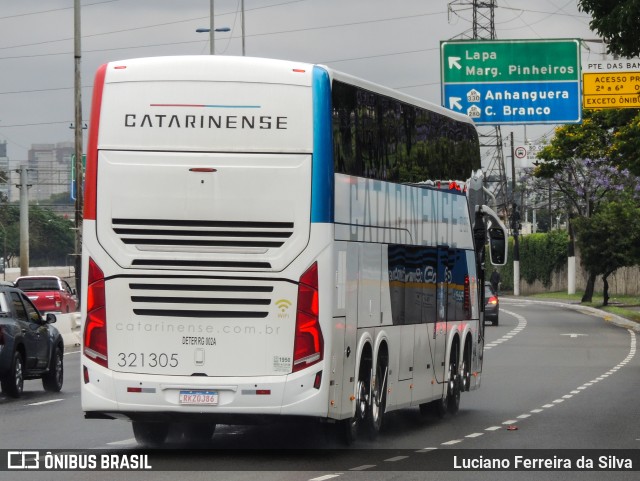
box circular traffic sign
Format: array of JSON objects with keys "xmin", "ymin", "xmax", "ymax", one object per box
[{"xmin": 515, "ymin": 146, "xmax": 527, "ymax": 159}]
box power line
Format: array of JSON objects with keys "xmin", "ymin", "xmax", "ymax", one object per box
[
  {"xmin": 0, "ymin": 0, "xmax": 312, "ymax": 51},
  {"xmin": 0, "ymin": 10, "xmax": 448, "ymax": 61},
  {"xmin": 0, "ymin": 0, "xmax": 120, "ymax": 21},
  {"xmin": 0, "ymin": 121, "xmax": 79, "ymax": 128}
]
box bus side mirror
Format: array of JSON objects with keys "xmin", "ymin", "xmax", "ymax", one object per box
[
  {"xmin": 475, "ymin": 204, "xmax": 508, "ymax": 266},
  {"xmin": 488, "ymin": 227, "xmax": 507, "ymax": 266}
]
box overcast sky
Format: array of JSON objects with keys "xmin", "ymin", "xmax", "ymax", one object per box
[{"xmin": 0, "ymin": 0, "xmax": 605, "ymax": 161}]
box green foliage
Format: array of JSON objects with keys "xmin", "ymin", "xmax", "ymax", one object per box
[
  {"xmin": 536, "ymin": 109, "xmax": 639, "ymax": 176},
  {"xmin": 578, "ymin": 0, "xmax": 640, "ymax": 58},
  {"xmin": 536, "ymin": 111, "xmax": 614, "ymax": 173},
  {"xmin": 573, "ymin": 196, "xmax": 640, "ymax": 278},
  {"xmin": 610, "ymin": 113, "xmax": 640, "ymax": 176},
  {"xmin": 28, "ymin": 205, "xmax": 76, "ymax": 266},
  {"xmin": 0, "ymin": 205, "xmax": 75, "ymax": 267},
  {"xmin": 490, "ymin": 231, "xmax": 569, "ymax": 291}
]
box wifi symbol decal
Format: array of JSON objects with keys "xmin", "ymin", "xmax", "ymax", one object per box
[{"xmin": 275, "ymin": 299, "xmax": 292, "ymax": 313}]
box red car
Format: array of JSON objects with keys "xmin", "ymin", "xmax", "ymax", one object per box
[{"xmin": 14, "ymin": 276, "xmax": 78, "ymax": 314}]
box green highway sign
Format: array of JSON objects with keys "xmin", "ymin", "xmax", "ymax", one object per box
[{"xmin": 441, "ymin": 39, "xmax": 582, "ymax": 125}]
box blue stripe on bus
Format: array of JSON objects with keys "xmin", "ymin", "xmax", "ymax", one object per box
[{"xmin": 311, "ymin": 66, "xmax": 334, "ymax": 223}]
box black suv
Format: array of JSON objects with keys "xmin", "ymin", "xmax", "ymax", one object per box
[{"xmin": 0, "ymin": 285, "xmax": 64, "ymax": 398}]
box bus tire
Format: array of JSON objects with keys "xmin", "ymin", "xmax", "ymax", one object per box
[
  {"xmin": 433, "ymin": 395, "xmax": 447, "ymax": 418},
  {"xmin": 447, "ymin": 350, "xmax": 461, "ymax": 414},
  {"xmin": 367, "ymin": 361, "xmax": 387, "ymax": 439},
  {"xmin": 341, "ymin": 417, "xmax": 358, "ymax": 445},
  {"xmin": 132, "ymin": 421, "xmax": 170, "ymax": 447},
  {"xmin": 341, "ymin": 355, "xmax": 371, "ymax": 445},
  {"xmin": 460, "ymin": 339, "xmax": 472, "ymax": 392}
]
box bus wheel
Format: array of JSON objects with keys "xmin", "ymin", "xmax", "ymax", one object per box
[
  {"xmin": 132, "ymin": 421, "xmax": 170, "ymax": 447},
  {"xmin": 433, "ymin": 394, "xmax": 448, "ymax": 418},
  {"xmin": 341, "ymin": 364, "xmax": 370, "ymax": 445},
  {"xmin": 460, "ymin": 342, "xmax": 472, "ymax": 392},
  {"xmin": 447, "ymin": 351, "xmax": 461, "ymax": 414},
  {"xmin": 367, "ymin": 361, "xmax": 387, "ymax": 439},
  {"xmin": 341, "ymin": 416, "xmax": 358, "ymax": 445}
]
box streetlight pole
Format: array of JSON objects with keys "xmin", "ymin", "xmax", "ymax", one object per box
[
  {"xmin": 74, "ymin": 0, "xmax": 84, "ymax": 300},
  {"xmin": 241, "ymin": 0, "xmax": 245, "ymax": 56},
  {"xmin": 209, "ymin": 0, "xmax": 215, "ymax": 55},
  {"xmin": 196, "ymin": 10, "xmax": 230, "ymax": 56}
]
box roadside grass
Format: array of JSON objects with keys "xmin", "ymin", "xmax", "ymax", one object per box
[{"xmin": 527, "ymin": 291, "xmax": 640, "ymax": 323}]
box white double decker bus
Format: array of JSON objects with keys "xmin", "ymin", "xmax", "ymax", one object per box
[{"xmin": 81, "ymin": 56, "xmax": 507, "ymax": 445}]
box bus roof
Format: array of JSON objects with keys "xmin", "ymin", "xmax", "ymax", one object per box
[{"xmin": 101, "ymin": 56, "xmax": 475, "ymax": 128}]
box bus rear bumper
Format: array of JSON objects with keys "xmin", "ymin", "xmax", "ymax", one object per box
[{"xmin": 81, "ymin": 359, "xmax": 328, "ymax": 420}]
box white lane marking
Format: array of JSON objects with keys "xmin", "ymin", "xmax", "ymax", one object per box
[
  {"xmin": 385, "ymin": 456, "xmax": 409, "ymax": 462},
  {"xmin": 64, "ymin": 350, "xmax": 81, "ymax": 356},
  {"xmin": 320, "ymin": 328, "xmax": 635, "ymax": 481},
  {"xmin": 484, "ymin": 308, "xmax": 527, "ymax": 353},
  {"xmin": 27, "ymin": 399, "xmax": 64, "ymax": 406},
  {"xmin": 349, "ymin": 466, "xmax": 375, "ymax": 471}
]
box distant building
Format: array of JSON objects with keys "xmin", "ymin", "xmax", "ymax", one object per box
[
  {"xmin": 1, "ymin": 142, "xmax": 74, "ymax": 218},
  {"xmin": 28, "ymin": 142, "xmax": 74, "ymax": 203}
]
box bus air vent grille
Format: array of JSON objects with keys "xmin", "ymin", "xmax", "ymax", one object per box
[
  {"xmin": 112, "ymin": 218, "xmax": 294, "ymax": 250},
  {"xmin": 128, "ymin": 281, "xmax": 274, "ymax": 318}
]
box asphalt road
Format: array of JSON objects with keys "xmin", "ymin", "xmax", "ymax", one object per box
[{"xmin": 1, "ymin": 299, "xmax": 638, "ymax": 480}]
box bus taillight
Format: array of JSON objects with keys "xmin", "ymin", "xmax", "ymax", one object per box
[
  {"xmin": 83, "ymin": 257, "xmax": 108, "ymax": 368},
  {"xmin": 293, "ymin": 262, "xmax": 324, "ymax": 373},
  {"xmin": 84, "ymin": 63, "xmax": 107, "ymax": 221}
]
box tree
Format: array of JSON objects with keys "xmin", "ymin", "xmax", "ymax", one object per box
[
  {"xmin": 534, "ymin": 109, "xmax": 640, "ymax": 302},
  {"xmin": 579, "ymin": 0, "xmax": 640, "ymax": 58},
  {"xmin": 0, "ymin": 205, "xmax": 75, "ymax": 268},
  {"xmin": 28, "ymin": 205, "xmax": 75, "ymax": 267},
  {"xmin": 573, "ymin": 196, "xmax": 640, "ymax": 305}
]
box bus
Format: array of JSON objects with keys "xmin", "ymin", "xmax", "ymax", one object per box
[{"xmin": 81, "ymin": 56, "xmax": 507, "ymax": 446}]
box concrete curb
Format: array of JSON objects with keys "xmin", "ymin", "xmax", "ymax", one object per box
[{"xmin": 502, "ymin": 297, "xmax": 640, "ymax": 332}]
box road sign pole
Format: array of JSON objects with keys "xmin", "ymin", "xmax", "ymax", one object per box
[{"xmin": 510, "ymin": 132, "xmax": 520, "ymax": 296}]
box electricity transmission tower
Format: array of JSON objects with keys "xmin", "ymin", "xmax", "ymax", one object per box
[{"xmin": 448, "ymin": 0, "xmax": 509, "ymax": 218}]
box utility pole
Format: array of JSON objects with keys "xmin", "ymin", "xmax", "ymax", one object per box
[
  {"xmin": 18, "ymin": 166, "xmax": 30, "ymax": 276},
  {"xmin": 74, "ymin": 0, "xmax": 84, "ymax": 300}
]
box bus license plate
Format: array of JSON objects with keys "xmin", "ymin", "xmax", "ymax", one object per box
[{"xmin": 179, "ymin": 390, "xmax": 219, "ymax": 405}]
